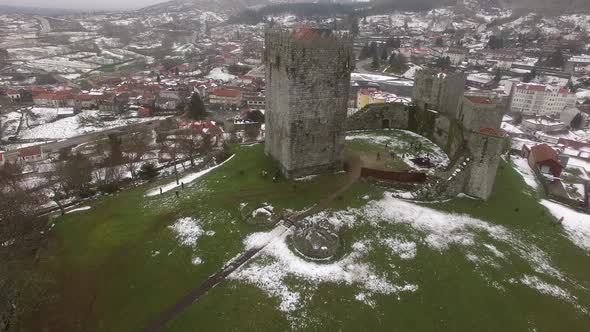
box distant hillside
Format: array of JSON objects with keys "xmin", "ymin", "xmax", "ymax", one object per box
[
  {"xmin": 496, "ymin": 0, "xmax": 590, "ymax": 12},
  {"xmin": 137, "ymin": 0, "xmax": 271, "ymax": 16}
]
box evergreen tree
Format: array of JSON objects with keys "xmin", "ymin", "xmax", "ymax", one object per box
[
  {"xmin": 369, "ymin": 42, "xmax": 378, "ymax": 58},
  {"xmin": 571, "ymin": 112, "xmax": 583, "ymax": 130},
  {"xmin": 381, "ymin": 47, "xmax": 389, "ymax": 61},
  {"xmin": 246, "ymin": 110, "xmax": 264, "ymax": 123},
  {"xmin": 494, "ymin": 69, "xmax": 502, "ymax": 82},
  {"xmin": 138, "ymin": 162, "xmax": 159, "ymax": 180},
  {"xmin": 547, "ymin": 49, "xmax": 565, "ymax": 68},
  {"xmin": 435, "ymin": 37, "xmax": 444, "ymax": 47},
  {"xmin": 188, "ymin": 93, "xmax": 206, "ymax": 120},
  {"xmin": 359, "ymin": 43, "xmax": 370, "ymax": 59},
  {"xmin": 567, "ymin": 80, "xmax": 578, "ymax": 93},
  {"xmin": 371, "ymin": 53, "xmax": 380, "ymax": 70},
  {"xmin": 487, "ymin": 35, "xmax": 504, "ymax": 49},
  {"xmin": 350, "ymin": 16, "xmax": 359, "ymax": 36}
]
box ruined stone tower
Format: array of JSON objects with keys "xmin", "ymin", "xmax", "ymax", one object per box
[
  {"xmin": 264, "ymin": 28, "xmax": 353, "ymax": 178},
  {"xmin": 413, "ymin": 69, "xmax": 465, "ymax": 118}
]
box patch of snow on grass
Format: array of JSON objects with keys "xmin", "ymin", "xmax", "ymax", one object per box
[
  {"xmin": 541, "ymin": 200, "xmax": 590, "ymax": 252},
  {"xmin": 169, "ymin": 217, "xmax": 215, "ymax": 265},
  {"xmin": 381, "ymin": 237, "xmax": 417, "ymax": 259},
  {"xmin": 510, "ymin": 155, "xmax": 539, "ymax": 190},
  {"xmin": 169, "ymin": 217, "xmax": 205, "ymax": 247},
  {"xmin": 66, "ymin": 206, "xmax": 91, "ymax": 214},
  {"xmin": 521, "ymin": 275, "xmax": 576, "ymax": 303},
  {"xmin": 232, "ymin": 231, "xmax": 417, "ymax": 317}
]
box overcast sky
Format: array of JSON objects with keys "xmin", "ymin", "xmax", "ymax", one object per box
[{"xmin": 0, "ymin": 0, "xmax": 168, "ymax": 10}]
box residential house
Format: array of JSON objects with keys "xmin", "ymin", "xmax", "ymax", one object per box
[
  {"xmin": 75, "ymin": 93, "xmax": 100, "ymax": 109},
  {"xmin": 6, "ymin": 88, "xmax": 20, "ymax": 101},
  {"xmin": 33, "ymin": 92, "xmax": 75, "ymax": 107},
  {"xmin": 243, "ymin": 93, "xmax": 265, "ymax": 109},
  {"xmin": 209, "ymin": 88, "xmax": 242, "ymax": 107},
  {"xmin": 524, "ymin": 144, "xmax": 564, "ymax": 178},
  {"xmin": 443, "ymin": 48, "xmax": 468, "ymax": 65},
  {"xmin": 466, "ymin": 73, "xmax": 498, "ymax": 90},
  {"xmin": 18, "ymin": 145, "xmax": 44, "ymax": 163}
]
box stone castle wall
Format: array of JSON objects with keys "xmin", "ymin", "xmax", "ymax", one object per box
[
  {"xmin": 464, "ymin": 132, "xmax": 506, "ymax": 199},
  {"xmin": 265, "ymin": 30, "xmax": 353, "ymax": 178},
  {"xmin": 345, "ymin": 93, "xmax": 507, "ymax": 200}
]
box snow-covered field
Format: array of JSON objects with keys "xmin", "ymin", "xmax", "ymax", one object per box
[{"xmin": 18, "ymin": 110, "xmax": 167, "ymax": 140}]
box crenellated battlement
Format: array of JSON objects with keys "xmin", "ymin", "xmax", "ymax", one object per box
[{"xmin": 265, "ymin": 28, "xmax": 353, "ymax": 50}]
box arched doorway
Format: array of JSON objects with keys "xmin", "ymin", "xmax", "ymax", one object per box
[{"xmin": 382, "ymin": 119, "xmax": 390, "ymax": 129}]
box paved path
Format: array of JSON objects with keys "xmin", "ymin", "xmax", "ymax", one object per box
[{"xmin": 139, "ymin": 154, "xmax": 362, "ymax": 331}]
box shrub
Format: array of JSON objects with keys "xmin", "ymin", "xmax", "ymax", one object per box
[{"xmin": 138, "ymin": 162, "xmax": 159, "ymax": 180}]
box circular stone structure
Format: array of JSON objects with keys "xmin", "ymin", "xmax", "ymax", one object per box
[{"xmin": 291, "ymin": 223, "xmax": 341, "ymax": 260}]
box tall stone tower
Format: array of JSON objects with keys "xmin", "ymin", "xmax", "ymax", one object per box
[
  {"xmin": 264, "ymin": 28, "xmax": 353, "ymax": 178},
  {"xmin": 413, "ymin": 69, "xmax": 465, "ymax": 118}
]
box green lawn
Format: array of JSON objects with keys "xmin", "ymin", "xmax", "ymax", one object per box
[{"xmin": 29, "ymin": 142, "xmax": 590, "ymax": 332}]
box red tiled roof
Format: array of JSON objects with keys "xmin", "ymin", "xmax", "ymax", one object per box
[
  {"xmin": 180, "ymin": 120, "xmax": 223, "ymax": 135},
  {"xmin": 466, "ymin": 96, "xmax": 493, "ymax": 104},
  {"xmin": 34, "ymin": 93, "xmax": 72, "ymax": 100},
  {"xmin": 294, "ymin": 27, "xmax": 318, "ymax": 40},
  {"xmin": 516, "ymin": 84, "xmax": 570, "ymax": 94},
  {"xmin": 530, "ymin": 144, "xmax": 558, "ymax": 163},
  {"xmin": 557, "ymin": 138, "xmax": 590, "ymax": 150},
  {"xmin": 211, "ymin": 88, "xmax": 241, "ymax": 98},
  {"xmin": 479, "ymin": 127, "xmax": 505, "ymax": 137},
  {"xmin": 18, "ymin": 146, "xmax": 42, "ymax": 157},
  {"xmin": 77, "ymin": 94, "xmax": 99, "ymax": 101}
]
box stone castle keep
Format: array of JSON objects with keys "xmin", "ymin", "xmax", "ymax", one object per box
[{"xmin": 264, "ymin": 28, "xmax": 353, "ymax": 178}]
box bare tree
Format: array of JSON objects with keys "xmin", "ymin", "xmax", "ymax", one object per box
[
  {"xmin": 0, "ymin": 161, "xmax": 23, "ymax": 192},
  {"xmin": 245, "ymin": 123, "xmax": 261, "ymax": 142},
  {"xmin": 47, "ymin": 152, "xmax": 93, "ymax": 214},
  {"xmin": 0, "ymin": 167, "xmax": 50, "ymax": 331},
  {"xmin": 177, "ymin": 127, "xmax": 201, "ymax": 167},
  {"xmin": 122, "ymin": 128, "xmax": 152, "ymax": 180}
]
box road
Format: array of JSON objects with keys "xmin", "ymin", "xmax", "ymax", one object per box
[{"xmin": 34, "ymin": 16, "xmax": 51, "ymax": 33}]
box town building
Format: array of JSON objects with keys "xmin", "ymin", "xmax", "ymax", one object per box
[
  {"xmin": 6, "ymin": 89, "xmax": 20, "ymax": 101},
  {"xmin": 522, "ymin": 116, "xmax": 567, "ymax": 133},
  {"xmin": 509, "ymin": 83, "xmax": 577, "ymax": 116},
  {"xmin": 523, "ymin": 144, "xmax": 565, "ymax": 178},
  {"xmin": 443, "ymin": 48, "xmax": 468, "ymax": 65},
  {"xmin": 208, "ymin": 88, "xmax": 242, "ymax": 107}
]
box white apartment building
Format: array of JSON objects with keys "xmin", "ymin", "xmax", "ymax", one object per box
[{"xmin": 510, "ymin": 83, "xmax": 576, "ymax": 116}]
